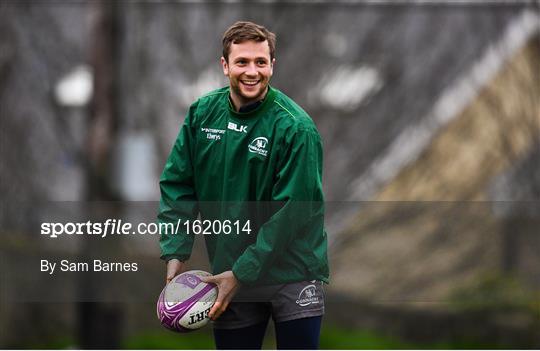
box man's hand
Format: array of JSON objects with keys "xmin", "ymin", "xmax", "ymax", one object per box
[
  {"xmin": 166, "ymin": 259, "xmax": 185, "ymax": 284},
  {"xmin": 200, "ymin": 270, "xmax": 239, "ymax": 320}
]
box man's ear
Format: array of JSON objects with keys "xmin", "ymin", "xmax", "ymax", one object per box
[
  {"xmin": 270, "ymin": 58, "xmax": 275, "ymax": 75},
  {"xmin": 221, "ymin": 57, "xmax": 229, "ymax": 76}
]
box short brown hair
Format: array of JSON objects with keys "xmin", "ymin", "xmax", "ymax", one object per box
[{"xmin": 222, "ymin": 21, "xmax": 276, "ymax": 62}]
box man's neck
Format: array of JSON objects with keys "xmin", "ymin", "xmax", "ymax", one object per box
[{"xmin": 230, "ymin": 87, "xmax": 268, "ymax": 112}]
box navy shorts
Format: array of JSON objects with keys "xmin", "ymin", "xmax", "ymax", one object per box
[{"xmin": 212, "ymin": 280, "xmax": 325, "ymax": 329}]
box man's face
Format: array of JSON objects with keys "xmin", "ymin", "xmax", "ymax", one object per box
[{"xmin": 221, "ymin": 40, "xmax": 275, "ymax": 108}]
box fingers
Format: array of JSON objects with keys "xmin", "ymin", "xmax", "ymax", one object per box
[
  {"xmin": 200, "ymin": 275, "xmax": 218, "ymax": 284},
  {"xmin": 201, "ymin": 271, "xmax": 239, "ymax": 320},
  {"xmin": 202, "ymin": 275, "xmax": 221, "ymax": 319},
  {"xmin": 166, "ymin": 270, "xmax": 176, "ymax": 284},
  {"xmin": 199, "ymin": 276, "xmax": 210, "ymax": 283},
  {"xmin": 209, "ymin": 285, "xmax": 225, "ymax": 320},
  {"xmin": 209, "ymin": 299, "xmax": 230, "ymax": 320},
  {"xmin": 208, "ymin": 301, "xmax": 221, "ymax": 320},
  {"xmin": 165, "ymin": 270, "xmax": 175, "ymax": 284},
  {"xmin": 208, "ymin": 282, "xmax": 229, "ymax": 320},
  {"xmin": 165, "ymin": 259, "xmax": 184, "ymax": 284}
]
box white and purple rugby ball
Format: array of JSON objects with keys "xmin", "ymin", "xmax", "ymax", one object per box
[{"xmin": 157, "ymin": 270, "xmax": 218, "ymax": 332}]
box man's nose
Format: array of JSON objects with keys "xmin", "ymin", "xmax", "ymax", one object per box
[{"xmin": 245, "ymin": 63, "xmax": 258, "ymax": 76}]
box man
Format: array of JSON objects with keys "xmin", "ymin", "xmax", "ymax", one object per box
[{"xmin": 158, "ymin": 21, "xmax": 329, "ymax": 349}]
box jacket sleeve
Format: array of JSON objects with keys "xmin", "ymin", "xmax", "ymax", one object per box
[
  {"xmin": 232, "ymin": 127, "xmax": 325, "ymax": 284},
  {"xmin": 157, "ymin": 104, "xmax": 199, "ymax": 262}
]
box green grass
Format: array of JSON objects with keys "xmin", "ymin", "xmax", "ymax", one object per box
[
  {"xmin": 123, "ymin": 326, "xmax": 277, "ymax": 349},
  {"xmin": 123, "ymin": 329, "xmax": 215, "ymax": 349},
  {"xmin": 319, "ymin": 326, "xmax": 415, "ymax": 349},
  {"xmin": 319, "ymin": 325, "xmax": 511, "ymax": 349},
  {"xmin": 21, "ymin": 336, "xmax": 76, "ymax": 349},
  {"xmin": 122, "ymin": 324, "xmax": 507, "ymax": 349},
  {"xmin": 18, "ymin": 322, "xmax": 525, "ymax": 349}
]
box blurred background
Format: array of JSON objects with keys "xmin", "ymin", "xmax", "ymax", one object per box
[{"xmin": 0, "ymin": 0, "xmax": 539, "ymax": 349}]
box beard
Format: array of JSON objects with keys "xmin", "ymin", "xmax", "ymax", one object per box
[{"xmin": 230, "ymin": 76, "xmax": 269, "ymax": 105}]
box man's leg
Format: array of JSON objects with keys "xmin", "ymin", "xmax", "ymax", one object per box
[
  {"xmin": 213, "ymin": 319, "xmax": 269, "ymax": 350},
  {"xmin": 274, "ymin": 316, "xmax": 322, "ymax": 349},
  {"xmin": 270, "ymin": 280, "xmax": 325, "ymax": 349},
  {"xmin": 211, "ymin": 301, "xmax": 271, "ymax": 350}
]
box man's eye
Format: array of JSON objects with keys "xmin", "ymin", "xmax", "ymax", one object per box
[
  {"xmin": 236, "ymin": 60, "xmax": 246, "ymax": 65},
  {"xmin": 257, "ymin": 60, "xmax": 267, "ymax": 65}
]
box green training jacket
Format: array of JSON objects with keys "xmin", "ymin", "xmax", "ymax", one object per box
[{"xmin": 158, "ymin": 86, "xmax": 329, "ymax": 285}]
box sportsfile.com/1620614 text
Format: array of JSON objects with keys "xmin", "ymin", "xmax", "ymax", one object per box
[{"xmin": 40, "ymin": 219, "xmax": 252, "ymax": 239}]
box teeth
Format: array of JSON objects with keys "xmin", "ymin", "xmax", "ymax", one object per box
[{"xmin": 242, "ymin": 80, "xmax": 259, "ymax": 86}]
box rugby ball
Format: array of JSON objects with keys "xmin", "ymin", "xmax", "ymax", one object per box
[{"xmin": 157, "ymin": 270, "xmax": 218, "ymax": 332}]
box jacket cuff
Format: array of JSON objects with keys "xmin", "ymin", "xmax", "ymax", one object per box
[
  {"xmin": 160, "ymin": 254, "xmax": 189, "ymax": 262},
  {"xmin": 232, "ymin": 258, "xmax": 258, "ymax": 285}
]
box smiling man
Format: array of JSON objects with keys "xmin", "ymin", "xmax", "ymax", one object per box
[
  {"xmin": 158, "ymin": 21, "xmax": 329, "ymax": 349},
  {"xmin": 223, "ymin": 36, "xmax": 274, "ymax": 110}
]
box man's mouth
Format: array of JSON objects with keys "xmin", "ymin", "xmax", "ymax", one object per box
[{"xmin": 241, "ymin": 80, "xmax": 260, "ymax": 87}]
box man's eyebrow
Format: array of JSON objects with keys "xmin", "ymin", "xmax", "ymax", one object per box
[{"xmin": 233, "ymin": 56, "xmax": 268, "ymax": 62}]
